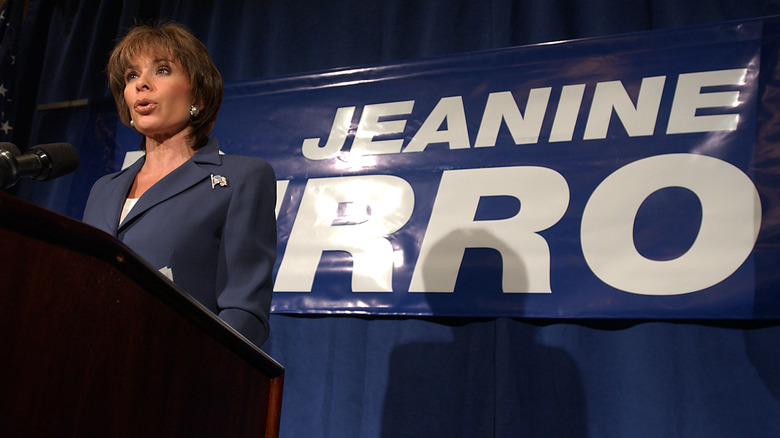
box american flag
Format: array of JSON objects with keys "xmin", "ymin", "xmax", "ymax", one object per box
[
  {"xmin": 0, "ymin": 0, "xmax": 23, "ymax": 143},
  {"xmin": 211, "ymin": 174, "xmax": 228, "ymax": 188}
]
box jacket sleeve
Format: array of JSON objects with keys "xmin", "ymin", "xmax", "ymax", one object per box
[
  {"xmin": 215, "ymin": 157, "xmax": 277, "ymax": 347},
  {"xmin": 82, "ymin": 173, "xmax": 118, "ymax": 235}
]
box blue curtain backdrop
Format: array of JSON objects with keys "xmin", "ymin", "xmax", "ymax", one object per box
[{"xmin": 8, "ymin": 1, "xmax": 780, "ymax": 436}]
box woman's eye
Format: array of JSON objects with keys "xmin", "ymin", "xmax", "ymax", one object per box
[
  {"xmin": 157, "ymin": 66, "xmax": 171, "ymax": 74},
  {"xmin": 125, "ymin": 72, "xmax": 138, "ymax": 82}
]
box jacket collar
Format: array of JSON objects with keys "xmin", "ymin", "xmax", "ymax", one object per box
[{"xmin": 116, "ymin": 137, "xmax": 223, "ymax": 231}]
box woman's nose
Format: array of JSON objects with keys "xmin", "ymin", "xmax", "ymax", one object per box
[{"xmin": 135, "ymin": 72, "xmax": 152, "ymax": 91}]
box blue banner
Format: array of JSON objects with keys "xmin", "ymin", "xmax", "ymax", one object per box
[{"xmin": 190, "ymin": 18, "xmax": 780, "ymax": 318}]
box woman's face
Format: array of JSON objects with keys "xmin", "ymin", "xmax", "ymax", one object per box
[{"xmin": 123, "ymin": 51, "xmax": 194, "ymax": 142}]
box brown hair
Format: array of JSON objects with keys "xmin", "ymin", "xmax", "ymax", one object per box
[{"xmin": 107, "ymin": 21, "xmax": 223, "ymax": 150}]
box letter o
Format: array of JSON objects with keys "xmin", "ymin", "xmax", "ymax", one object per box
[{"xmin": 581, "ymin": 153, "xmax": 761, "ymax": 295}]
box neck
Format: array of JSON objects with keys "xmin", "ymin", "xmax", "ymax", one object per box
[
  {"xmin": 128, "ymin": 131, "xmax": 197, "ymax": 199},
  {"xmin": 143, "ymin": 130, "xmax": 196, "ymax": 173}
]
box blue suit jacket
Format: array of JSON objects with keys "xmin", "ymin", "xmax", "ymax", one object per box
[{"xmin": 83, "ymin": 138, "xmax": 276, "ymax": 347}]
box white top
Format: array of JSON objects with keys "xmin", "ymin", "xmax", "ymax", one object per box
[{"xmin": 120, "ymin": 198, "xmax": 139, "ymax": 225}]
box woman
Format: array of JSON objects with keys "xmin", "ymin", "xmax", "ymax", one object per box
[{"xmin": 83, "ymin": 22, "xmax": 276, "ymax": 347}]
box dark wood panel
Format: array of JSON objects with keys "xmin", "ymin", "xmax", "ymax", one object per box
[{"xmin": 0, "ymin": 193, "xmax": 283, "ymax": 437}]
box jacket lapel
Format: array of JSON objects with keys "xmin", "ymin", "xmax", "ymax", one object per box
[
  {"xmin": 118, "ymin": 139, "xmax": 223, "ymax": 232},
  {"xmin": 103, "ymin": 157, "xmax": 143, "ymax": 234}
]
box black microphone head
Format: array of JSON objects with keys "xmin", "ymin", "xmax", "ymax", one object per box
[
  {"xmin": 0, "ymin": 142, "xmax": 20, "ymax": 156},
  {"xmin": 0, "ymin": 142, "xmax": 21, "ymax": 189},
  {"xmin": 31, "ymin": 143, "xmax": 79, "ymax": 180}
]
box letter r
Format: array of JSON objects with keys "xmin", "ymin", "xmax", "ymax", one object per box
[
  {"xmin": 274, "ymin": 175, "xmax": 414, "ymax": 292},
  {"xmin": 409, "ymin": 167, "xmax": 569, "ymax": 293}
]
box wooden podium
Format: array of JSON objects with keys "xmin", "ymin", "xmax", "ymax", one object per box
[{"xmin": 0, "ymin": 192, "xmax": 284, "ymax": 437}]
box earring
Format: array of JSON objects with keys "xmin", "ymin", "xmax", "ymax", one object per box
[
  {"xmin": 189, "ymin": 105, "xmax": 200, "ymax": 118},
  {"xmin": 130, "ymin": 119, "xmax": 134, "ymax": 127}
]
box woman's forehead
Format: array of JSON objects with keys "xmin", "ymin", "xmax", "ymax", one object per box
[{"xmin": 126, "ymin": 49, "xmax": 179, "ymax": 67}]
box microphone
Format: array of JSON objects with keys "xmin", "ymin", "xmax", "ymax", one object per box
[
  {"xmin": 0, "ymin": 142, "xmax": 21, "ymax": 189},
  {"xmin": 0, "ymin": 142, "xmax": 21, "ymax": 156},
  {"xmin": 1, "ymin": 142, "xmax": 80, "ymax": 189}
]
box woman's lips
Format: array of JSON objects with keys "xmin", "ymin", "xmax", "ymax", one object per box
[{"xmin": 133, "ymin": 99, "xmax": 157, "ymax": 115}]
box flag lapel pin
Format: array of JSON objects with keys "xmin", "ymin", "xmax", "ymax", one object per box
[{"xmin": 210, "ymin": 174, "xmax": 228, "ymax": 188}]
